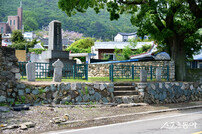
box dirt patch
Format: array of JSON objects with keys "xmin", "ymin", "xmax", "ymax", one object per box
[{"xmin": 0, "ymin": 101, "xmax": 201, "ymax": 134}]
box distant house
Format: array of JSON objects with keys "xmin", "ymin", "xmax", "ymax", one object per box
[
  {"xmin": 91, "ymin": 41, "xmax": 154, "ymax": 60},
  {"xmin": 0, "ymin": 2, "xmax": 23, "ymax": 34},
  {"xmin": 114, "ymin": 32, "xmax": 149, "ymax": 42},
  {"xmin": 23, "ymin": 32, "xmax": 34, "ymax": 41},
  {"xmin": 190, "ymin": 50, "xmax": 202, "ymax": 69}
]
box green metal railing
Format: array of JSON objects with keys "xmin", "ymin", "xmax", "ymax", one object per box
[
  {"xmin": 18, "ymin": 62, "xmax": 88, "ymax": 80},
  {"xmin": 109, "ymin": 64, "xmax": 169, "ymax": 82}
]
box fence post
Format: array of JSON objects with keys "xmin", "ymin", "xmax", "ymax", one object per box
[
  {"xmin": 111, "ymin": 64, "xmax": 114, "ymax": 82},
  {"xmin": 167, "ymin": 65, "xmax": 169, "ymax": 81},
  {"xmin": 85, "ymin": 64, "xmax": 88, "ymax": 81},
  {"xmin": 132, "ymin": 65, "xmax": 134, "ymax": 80},
  {"xmin": 150, "ymin": 65, "xmax": 153, "ymax": 80}
]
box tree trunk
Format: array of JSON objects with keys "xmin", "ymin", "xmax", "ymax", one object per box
[{"xmin": 169, "ymin": 36, "xmax": 187, "ymax": 81}]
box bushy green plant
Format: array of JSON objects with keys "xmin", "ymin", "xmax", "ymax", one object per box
[{"xmin": 29, "ymin": 48, "xmax": 47, "ymax": 54}]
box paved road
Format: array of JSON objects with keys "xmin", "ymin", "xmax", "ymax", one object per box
[{"xmin": 46, "ymin": 110, "xmax": 202, "ymax": 134}]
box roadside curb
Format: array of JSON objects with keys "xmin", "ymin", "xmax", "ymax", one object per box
[{"xmin": 60, "ymin": 105, "xmax": 202, "ymax": 125}]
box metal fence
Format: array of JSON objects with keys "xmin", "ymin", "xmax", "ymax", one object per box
[
  {"xmin": 18, "ymin": 62, "xmax": 88, "ymax": 80},
  {"xmin": 109, "ymin": 64, "xmax": 169, "ymax": 82}
]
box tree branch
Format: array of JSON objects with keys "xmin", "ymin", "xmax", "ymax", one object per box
[
  {"xmin": 187, "ymin": 0, "xmax": 202, "ymax": 19},
  {"xmin": 118, "ymin": 0, "xmax": 147, "ymax": 5}
]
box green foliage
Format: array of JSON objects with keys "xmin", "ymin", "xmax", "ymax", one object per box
[
  {"xmin": 39, "ymin": 89, "xmax": 46, "ymax": 94},
  {"xmin": 65, "ymin": 101, "xmax": 72, "ymax": 105},
  {"xmin": 114, "ymin": 44, "xmax": 151, "ymax": 60},
  {"xmin": 66, "ymin": 38, "xmax": 94, "ymax": 61},
  {"xmin": 85, "ymin": 86, "xmax": 89, "ymax": 94},
  {"xmin": 20, "ymin": 96, "xmax": 26, "ymax": 104},
  {"xmin": 11, "ymin": 30, "xmax": 25, "ymax": 43},
  {"xmin": 9, "ymin": 39, "xmax": 37, "ymax": 50},
  {"xmin": 66, "ymin": 38, "xmax": 95, "ymax": 53},
  {"xmin": 0, "ymin": 0, "xmax": 137, "ymax": 40},
  {"xmin": 29, "ymin": 48, "xmax": 47, "ymax": 54}
]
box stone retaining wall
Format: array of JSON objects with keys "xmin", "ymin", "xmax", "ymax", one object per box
[
  {"xmin": 144, "ymin": 82, "xmax": 202, "ymax": 104},
  {"xmin": 0, "ymin": 82, "xmax": 114, "ymax": 105},
  {"xmin": 1, "ymin": 81, "xmax": 201, "ymax": 105},
  {"xmin": 89, "ymin": 61, "xmax": 175, "ymax": 81},
  {"xmin": 0, "ymin": 47, "xmax": 21, "ymax": 103}
]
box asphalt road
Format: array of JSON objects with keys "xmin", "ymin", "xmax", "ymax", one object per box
[{"xmin": 46, "ymin": 109, "xmax": 202, "ymax": 134}]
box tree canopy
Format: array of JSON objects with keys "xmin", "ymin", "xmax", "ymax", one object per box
[
  {"xmin": 10, "ymin": 30, "xmax": 37, "ymax": 50},
  {"xmin": 58, "ymin": 0, "xmax": 202, "ymax": 81}
]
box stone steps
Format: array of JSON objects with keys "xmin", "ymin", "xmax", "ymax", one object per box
[
  {"xmin": 114, "ymin": 95, "xmax": 141, "ymax": 104},
  {"xmin": 114, "ymin": 86, "xmax": 136, "ymax": 91},
  {"xmin": 113, "ymin": 83, "xmax": 141, "ymax": 104},
  {"xmin": 113, "ymin": 90, "xmax": 139, "ymax": 96},
  {"xmin": 114, "ymin": 83, "xmax": 134, "ymax": 86}
]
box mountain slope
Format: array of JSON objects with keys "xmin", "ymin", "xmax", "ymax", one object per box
[{"xmin": 0, "ymin": 0, "xmax": 136, "ymax": 39}]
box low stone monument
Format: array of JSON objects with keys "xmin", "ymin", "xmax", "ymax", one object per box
[
  {"xmin": 140, "ymin": 69, "xmax": 147, "ymax": 82},
  {"xmin": 156, "ymin": 67, "xmax": 162, "ymax": 81},
  {"xmin": 39, "ymin": 20, "xmax": 75, "ymax": 65},
  {"xmin": 26, "ymin": 62, "xmax": 35, "ymax": 82},
  {"xmin": 52, "ymin": 59, "xmax": 64, "ymax": 82}
]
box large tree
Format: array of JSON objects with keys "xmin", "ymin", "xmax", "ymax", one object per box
[{"xmin": 58, "ymin": 0, "xmax": 202, "ymax": 81}]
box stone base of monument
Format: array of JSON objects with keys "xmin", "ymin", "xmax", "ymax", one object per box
[{"xmin": 39, "ymin": 50, "xmax": 76, "ymax": 65}]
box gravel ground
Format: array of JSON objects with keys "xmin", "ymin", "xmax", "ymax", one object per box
[{"xmin": 0, "ymin": 101, "xmax": 201, "ymax": 134}]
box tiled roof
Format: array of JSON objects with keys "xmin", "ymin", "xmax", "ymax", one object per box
[
  {"xmin": 94, "ymin": 41, "xmax": 154, "ymax": 49},
  {"xmin": 118, "ymin": 32, "xmax": 137, "ymax": 36}
]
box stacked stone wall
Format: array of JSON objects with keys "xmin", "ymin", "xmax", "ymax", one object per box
[
  {"xmin": 1, "ymin": 83, "xmax": 114, "ymax": 105},
  {"xmin": 144, "ymin": 82, "xmax": 202, "ymax": 104},
  {"xmin": 0, "ymin": 47, "xmax": 21, "ymax": 103},
  {"xmin": 88, "ymin": 61, "xmax": 175, "ymax": 81}
]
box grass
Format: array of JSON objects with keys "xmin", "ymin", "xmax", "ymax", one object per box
[{"xmin": 21, "ymin": 77, "xmax": 167, "ymax": 83}]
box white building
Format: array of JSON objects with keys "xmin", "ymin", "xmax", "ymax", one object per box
[
  {"xmin": 114, "ymin": 32, "xmax": 149, "ymax": 42},
  {"xmin": 23, "ymin": 32, "xmax": 34, "ymax": 41},
  {"xmin": 91, "ymin": 41, "xmax": 154, "ymax": 60}
]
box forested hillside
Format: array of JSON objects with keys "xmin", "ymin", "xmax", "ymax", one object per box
[{"xmin": 0, "ymin": 0, "xmax": 136, "ymax": 40}]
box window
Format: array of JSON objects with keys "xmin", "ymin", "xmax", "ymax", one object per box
[
  {"xmin": 10, "ymin": 20, "xmax": 12, "ymax": 25},
  {"xmin": 14, "ymin": 20, "xmax": 15, "ymax": 25},
  {"xmin": 1, "ymin": 27, "xmax": 3, "ymax": 33}
]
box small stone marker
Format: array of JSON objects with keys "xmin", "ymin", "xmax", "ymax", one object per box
[
  {"xmin": 52, "ymin": 59, "xmax": 64, "ymax": 82},
  {"xmin": 26, "ymin": 62, "xmax": 35, "ymax": 82},
  {"xmin": 156, "ymin": 67, "xmax": 162, "ymax": 81},
  {"xmin": 140, "ymin": 69, "xmax": 147, "ymax": 82}
]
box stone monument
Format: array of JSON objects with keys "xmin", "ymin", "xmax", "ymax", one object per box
[
  {"xmin": 39, "ymin": 20, "xmax": 75, "ymax": 65},
  {"xmin": 26, "ymin": 62, "xmax": 35, "ymax": 82},
  {"xmin": 140, "ymin": 69, "xmax": 147, "ymax": 82},
  {"xmin": 156, "ymin": 67, "xmax": 162, "ymax": 81},
  {"xmin": 52, "ymin": 59, "xmax": 64, "ymax": 82}
]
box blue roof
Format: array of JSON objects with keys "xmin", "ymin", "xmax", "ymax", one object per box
[{"xmin": 92, "ymin": 59, "xmax": 139, "ymax": 64}]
